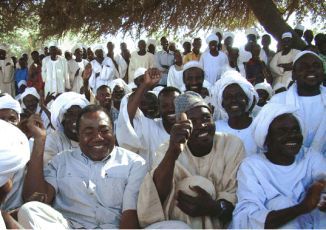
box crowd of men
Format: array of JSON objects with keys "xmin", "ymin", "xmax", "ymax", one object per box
[{"xmin": 0, "ymin": 24, "xmax": 325, "ymax": 229}]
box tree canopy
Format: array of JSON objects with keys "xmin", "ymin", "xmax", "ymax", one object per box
[{"xmin": 0, "ymin": 0, "xmax": 325, "ymax": 44}]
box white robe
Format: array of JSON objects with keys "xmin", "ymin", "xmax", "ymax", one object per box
[
  {"xmin": 116, "ymin": 94, "xmax": 169, "ymax": 169},
  {"xmin": 42, "ymin": 56, "xmax": 70, "ymax": 95},
  {"xmin": 215, "ymin": 119, "xmax": 258, "ymax": 156},
  {"xmin": 200, "ymin": 51, "xmax": 228, "ymax": 84},
  {"xmin": 167, "ymin": 65, "xmax": 184, "ymax": 89},
  {"xmin": 137, "ymin": 133, "xmax": 245, "ymax": 228},
  {"xmin": 232, "ymin": 150, "xmax": 326, "ymax": 229},
  {"xmin": 238, "ymin": 47, "xmax": 268, "ymax": 78},
  {"xmin": 128, "ymin": 52, "xmax": 155, "ymax": 84},
  {"xmin": 0, "ymin": 59, "xmax": 15, "ymax": 96},
  {"xmin": 67, "ymin": 59, "xmax": 89, "ymax": 93},
  {"xmin": 115, "ymin": 54, "xmax": 128, "ymax": 79},
  {"xmin": 269, "ymin": 49, "xmax": 300, "ymax": 88},
  {"xmin": 270, "ymin": 84, "xmax": 326, "ymax": 155}
]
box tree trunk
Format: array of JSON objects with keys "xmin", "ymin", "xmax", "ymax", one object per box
[{"xmin": 246, "ymin": 0, "xmax": 306, "ymax": 50}]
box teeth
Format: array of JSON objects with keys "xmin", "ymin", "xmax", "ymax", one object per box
[
  {"xmin": 285, "ymin": 142, "xmax": 297, "ymax": 146},
  {"xmin": 167, "ymin": 114, "xmax": 176, "ymax": 118},
  {"xmin": 92, "ymin": 145, "xmax": 105, "ymax": 149},
  {"xmin": 306, "ymin": 75, "xmax": 316, "ymax": 79},
  {"xmin": 191, "ymin": 86, "xmax": 198, "ymax": 89},
  {"xmin": 231, "ymin": 105, "xmax": 239, "ymax": 109},
  {"xmin": 198, "ymin": 132, "xmax": 208, "ymax": 137}
]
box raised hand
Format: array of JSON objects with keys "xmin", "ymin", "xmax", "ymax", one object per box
[
  {"xmin": 26, "ymin": 114, "xmax": 46, "ymax": 140},
  {"xmin": 143, "ymin": 68, "xmax": 161, "ymax": 89}
]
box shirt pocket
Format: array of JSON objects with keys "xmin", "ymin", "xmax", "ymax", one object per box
[{"xmin": 98, "ymin": 176, "xmax": 127, "ymax": 209}]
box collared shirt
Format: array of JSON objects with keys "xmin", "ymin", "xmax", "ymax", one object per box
[
  {"xmin": 155, "ymin": 50, "xmax": 174, "ymax": 85},
  {"xmin": 183, "ymin": 51, "xmax": 202, "ymax": 64},
  {"xmin": 44, "ymin": 146, "xmax": 147, "ymax": 229}
]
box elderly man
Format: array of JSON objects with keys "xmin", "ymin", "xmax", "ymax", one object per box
[
  {"xmin": 200, "ymin": 33, "xmax": 228, "ymax": 84},
  {"xmin": 116, "ymin": 68, "xmax": 181, "ymax": 169},
  {"xmin": 42, "ymin": 44, "xmax": 70, "ymax": 95},
  {"xmin": 44, "ymin": 92, "xmax": 89, "ymax": 164},
  {"xmin": 270, "ymin": 32, "xmax": 300, "ymax": 88},
  {"xmin": 19, "ymin": 105, "xmax": 147, "ymax": 229},
  {"xmin": 270, "ymin": 50, "xmax": 326, "ymax": 155},
  {"xmin": 0, "ymin": 45, "xmax": 15, "ymax": 96},
  {"xmin": 137, "ymin": 91, "xmax": 245, "ymax": 228},
  {"xmin": 0, "ymin": 120, "xmax": 30, "ymax": 229}
]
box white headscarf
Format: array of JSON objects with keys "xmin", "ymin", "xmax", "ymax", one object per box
[
  {"xmin": 134, "ymin": 67, "xmax": 147, "ymax": 80},
  {"xmin": 293, "ymin": 50, "xmax": 322, "ymax": 64},
  {"xmin": 254, "ymin": 82, "xmax": 273, "ymax": 99},
  {"xmin": 251, "ymin": 103, "xmax": 302, "ymax": 150},
  {"xmin": 0, "ymin": 94, "xmax": 21, "ymax": 114},
  {"xmin": 212, "ymin": 70, "xmax": 258, "ymax": 120},
  {"xmin": 109, "ymin": 79, "xmax": 131, "ymax": 94},
  {"xmin": 0, "ymin": 120, "xmax": 30, "ymax": 186},
  {"xmin": 50, "ymin": 92, "xmax": 89, "ymax": 131},
  {"xmin": 206, "ymin": 33, "xmax": 219, "ymax": 44},
  {"xmin": 20, "ymin": 87, "xmax": 40, "ymax": 109}
]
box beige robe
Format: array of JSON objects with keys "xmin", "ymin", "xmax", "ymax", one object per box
[
  {"xmin": 128, "ymin": 51, "xmax": 155, "ymax": 84},
  {"xmin": 0, "ymin": 59, "xmax": 15, "ymax": 96},
  {"xmin": 137, "ymin": 133, "xmax": 245, "ymax": 229}
]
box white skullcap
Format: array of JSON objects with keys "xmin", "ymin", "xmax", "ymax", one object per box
[
  {"xmin": 206, "ymin": 33, "xmax": 219, "ymax": 44},
  {"xmin": 0, "ymin": 94, "xmax": 21, "ymax": 114},
  {"xmin": 93, "ymin": 44, "xmax": 104, "ymax": 51},
  {"xmin": 245, "ymin": 28, "xmax": 259, "ymax": 37},
  {"xmin": 71, "ymin": 44, "xmax": 83, "ymax": 53},
  {"xmin": 252, "ymin": 103, "xmax": 302, "ymax": 150},
  {"xmin": 109, "ymin": 79, "xmax": 131, "ymax": 94},
  {"xmin": 21, "ymin": 87, "xmax": 40, "ymax": 108},
  {"xmin": 255, "ymin": 82, "xmax": 273, "ymax": 99},
  {"xmin": 293, "ymin": 50, "xmax": 322, "ymax": 65},
  {"xmin": 294, "ymin": 24, "xmax": 304, "ymax": 31},
  {"xmin": 18, "ymin": 80, "xmax": 27, "ymax": 88},
  {"xmin": 213, "ymin": 70, "xmax": 258, "ymax": 120},
  {"xmin": 50, "ymin": 92, "xmax": 89, "ymax": 131},
  {"xmin": 183, "ymin": 61, "xmax": 204, "ymax": 73},
  {"xmin": 0, "ymin": 120, "xmax": 30, "ymax": 186},
  {"xmin": 282, "ymin": 32, "xmax": 293, "ymax": 39},
  {"xmin": 134, "ymin": 67, "xmax": 147, "ymax": 80},
  {"xmin": 223, "ymin": 32, "xmax": 235, "ymax": 40}
]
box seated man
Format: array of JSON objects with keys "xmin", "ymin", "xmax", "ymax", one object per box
[
  {"xmin": 137, "ymin": 91, "xmax": 245, "ymax": 228},
  {"xmin": 18, "ymin": 105, "xmax": 147, "ymax": 229},
  {"xmin": 232, "ymin": 103, "xmax": 326, "ymax": 228}
]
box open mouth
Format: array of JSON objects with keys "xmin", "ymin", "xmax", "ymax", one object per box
[
  {"xmin": 198, "ymin": 132, "xmax": 209, "ymax": 138},
  {"xmin": 306, "ymin": 75, "xmax": 317, "ymax": 79},
  {"xmin": 284, "ymin": 141, "xmax": 300, "ymax": 148}
]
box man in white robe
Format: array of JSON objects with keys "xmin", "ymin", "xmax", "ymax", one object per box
[
  {"xmin": 137, "ymin": 91, "xmax": 245, "ymax": 228},
  {"xmin": 0, "ymin": 45, "xmax": 15, "ymax": 96},
  {"xmin": 67, "ymin": 45, "xmax": 89, "ymax": 93},
  {"xmin": 200, "ymin": 34, "xmax": 228, "ymax": 84},
  {"xmin": 270, "ymin": 51, "xmax": 326, "ymax": 155},
  {"xmin": 128, "ymin": 40, "xmax": 155, "ymax": 84},
  {"xmin": 269, "ymin": 32, "xmax": 300, "ymax": 88},
  {"xmin": 42, "ymin": 45, "xmax": 70, "ymax": 95}
]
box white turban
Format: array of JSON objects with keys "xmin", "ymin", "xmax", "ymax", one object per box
[
  {"xmin": 93, "ymin": 44, "xmax": 104, "ymax": 52},
  {"xmin": 245, "ymin": 28, "xmax": 259, "ymax": 37},
  {"xmin": 20, "ymin": 87, "xmax": 40, "ymax": 109},
  {"xmin": 254, "ymin": 82, "xmax": 273, "ymax": 99},
  {"xmin": 282, "ymin": 32, "xmax": 293, "ymax": 39},
  {"xmin": 294, "ymin": 24, "xmax": 304, "ymax": 31},
  {"xmin": 183, "ymin": 61, "xmax": 204, "ymax": 73},
  {"xmin": 50, "ymin": 92, "xmax": 89, "ymax": 131},
  {"xmin": 0, "ymin": 94, "xmax": 21, "ymax": 114},
  {"xmin": 293, "ymin": 50, "xmax": 322, "ymax": 65},
  {"xmin": 0, "ymin": 120, "xmax": 30, "ymax": 186},
  {"xmin": 252, "ymin": 103, "xmax": 302, "ymax": 150},
  {"xmin": 213, "ymin": 70, "xmax": 258, "ymax": 120},
  {"xmin": 71, "ymin": 44, "xmax": 83, "ymax": 53},
  {"xmin": 109, "ymin": 79, "xmax": 131, "ymax": 94},
  {"xmin": 134, "ymin": 67, "xmax": 147, "ymax": 80},
  {"xmin": 223, "ymin": 32, "xmax": 235, "ymax": 40},
  {"xmin": 206, "ymin": 33, "xmax": 219, "ymax": 44}
]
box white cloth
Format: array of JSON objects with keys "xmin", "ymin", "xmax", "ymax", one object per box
[
  {"xmin": 254, "ymin": 81, "xmax": 273, "ymax": 99},
  {"xmin": 42, "ymin": 56, "xmax": 70, "ymax": 95},
  {"xmin": 167, "ymin": 65, "xmax": 184, "ymax": 89},
  {"xmin": 238, "ymin": 47, "xmax": 268, "ymax": 77},
  {"xmin": 115, "ymin": 54, "xmax": 128, "ymax": 79},
  {"xmin": 293, "ymin": 50, "xmax": 322, "ymax": 64},
  {"xmin": 20, "ymin": 87, "xmax": 40, "ymax": 108},
  {"xmin": 270, "ymin": 84, "xmax": 326, "ymax": 154},
  {"xmin": 0, "ymin": 58, "xmax": 15, "ymax": 96},
  {"xmin": 0, "ymin": 120, "xmax": 30, "ymax": 186},
  {"xmin": 252, "ymin": 102, "xmax": 301, "ymax": 150},
  {"xmin": 206, "ymin": 33, "xmax": 219, "ymax": 44},
  {"xmin": 128, "ymin": 52, "xmax": 155, "ymax": 84},
  {"xmin": 216, "ymin": 120, "xmax": 258, "ymax": 156},
  {"xmin": 199, "ymin": 51, "xmax": 228, "ymax": 84},
  {"xmin": 232, "ymin": 150, "xmax": 326, "ymax": 228},
  {"xmin": 35, "ymin": 147, "xmax": 146, "ymax": 229},
  {"xmin": 67, "ymin": 59, "xmax": 89, "ymax": 93},
  {"xmin": 282, "ymin": 32, "xmax": 293, "ymax": 39},
  {"xmin": 269, "ymin": 49, "xmax": 300, "ymax": 88},
  {"xmin": 108, "ymin": 78, "xmax": 131, "ymax": 94},
  {"xmin": 116, "ymin": 94, "xmax": 169, "ymax": 169},
  {"xmin": 50, "ymin": 92, "xmax": 89, "ymax": 132},
  {"xmin": 0, "ymin": 93, "xmax": 21, "ymax": 114}
]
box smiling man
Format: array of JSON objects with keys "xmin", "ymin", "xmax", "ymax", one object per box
[
  {"xmin": 137, "ymin": 91, "xmax": 245, "ymax": 228},
  {"xmin": 19, "ymin": 105, "xmax": 147, "ymax": 229},
  {"xmin": 270, "ymin": 50, "xmax": 326, "ymax": 154}
]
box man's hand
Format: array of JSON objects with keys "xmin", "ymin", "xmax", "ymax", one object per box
[
  {"xmin": 300, "ymin": 180, "xmax": 326, "ymax": 213},
  {"xmin": 167, "ymin": 113, "xmax": 193, "ymax": 159},
  {"xmin": 177, "ymin": 186, "xmax": 218, "ymax": 217},
  {"xmin": 143, "ymin": 68, "xmax": 161, "ymax": 89},
  {"xmin": 82, "ymin": 63, "xmax": 92, "ymax": 81},
  {"xmin": 26, "ymin": 114, "xmax": 46, "ymax": 140},
  {"xmin": 278, "ymin": 63, "xmax": 293, "ymax": 71},
  {"xmin": 43, "ymin": 92, "xmax": 55, "ymax": 106},
  {"xmin": 75, "ymin": 68, "xmax": 80, "ymax": 77}
]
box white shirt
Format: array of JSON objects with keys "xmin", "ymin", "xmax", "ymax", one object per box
[
  {"xmin": 44, "ymin": 146, "xmax": 147, "ymax": 229},
  {"xmin": 200, "ymin": 51, "xmax": 228, "ymax": 84}
]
